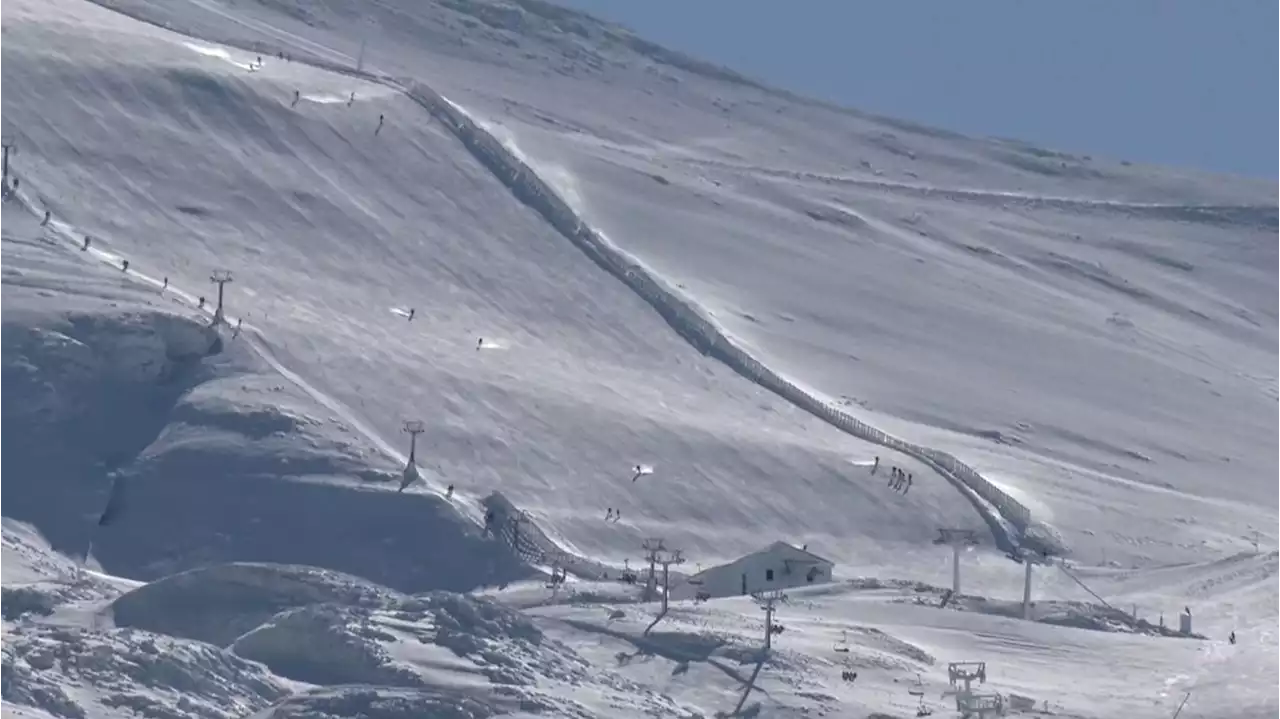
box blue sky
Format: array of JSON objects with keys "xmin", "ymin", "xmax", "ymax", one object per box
[{"xmin": 553, "ymin": 0, "xmax": 1277, "ymax": 178}]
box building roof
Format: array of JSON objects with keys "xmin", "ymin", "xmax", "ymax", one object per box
[
  {"xmin": 688, "ymin": 541, "xmax": 834, "ymax": 580},
  {"xmin": 764, "ymin": 541, "xmax": 834, "ymax": 566}
]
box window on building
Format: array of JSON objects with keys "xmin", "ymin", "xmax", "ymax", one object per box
[{"xmin": 766, "ymin": 569, "xmax": 775, "ymax": 582}]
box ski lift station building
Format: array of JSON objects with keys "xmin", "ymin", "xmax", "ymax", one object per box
[{"xmin": 671, "ymin": 542, "xmax": 835, "ymax": 601}]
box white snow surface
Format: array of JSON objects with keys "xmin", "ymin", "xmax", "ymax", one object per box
[{"xmin": 2, "ymin": 0, "xmax": 1275, "ymax": 717}]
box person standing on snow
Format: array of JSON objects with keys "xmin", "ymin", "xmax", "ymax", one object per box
[{"xmin": 291, "ymin": 90, "xmax": 300, "ymax": 108}]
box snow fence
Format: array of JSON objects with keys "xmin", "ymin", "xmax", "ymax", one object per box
[{"xmin": 392, "ymin": 79, "xmax": 1064, "ymax": 557}]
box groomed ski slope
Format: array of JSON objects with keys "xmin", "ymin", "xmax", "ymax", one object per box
[{"xmin": 4, "ymin": 0, "xmax": 995, "ymax": 581}]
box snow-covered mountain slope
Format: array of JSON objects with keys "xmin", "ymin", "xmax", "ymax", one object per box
[
  {"xmin": 3, "ymin": 0, "xmax": 1275, "ymax": 716},
  {"xmin": 3, "ymin": 0, "xmax": 996, "ymax": 582},
  {"xmin": 46, "ymin": 0, "xmax": 1272, "ymax": 570}
]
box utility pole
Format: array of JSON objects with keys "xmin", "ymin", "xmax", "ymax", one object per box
[
  {"xmin": 209, "ymin": 269, "xmax": 233, "ymax": 323},
  {"xmin": 1017, "ymin": 549, "xmax": 1053, "ymax": 620},
  {"xmin": 1023, "ymin": 556, "xmax": 1035, "ymax": 620},
  {"xmin": 399, "ymin": 420, "xmax": 424, "ymax": 491},
  {"xmin": 402, "ymin": 420, "xmax": 424, "ymax": 463},
  {"xmin": 751, "ymin": 589, "xmax": 787, "ymax": 651},
  {"xmin": 935, "ymin": 528, "xmax": 979, "ymax": 597},
  {"xmin": 546, "ymin": 553, "xmax": 567, "ymax": 597},
  {"xmin": 1, "ymin": 136, "xmax": 15, "ymax": 184},
  {"xmin": 641, "ymin": 538, "xmax": 666, "ymax": 602},
  {"xmin": 655, "ymin": 548, "xmax": 685, "ymax": 614}
]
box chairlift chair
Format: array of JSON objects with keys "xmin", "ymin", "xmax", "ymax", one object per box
[
  {"xmin": 908, "ymin": 672, "xmax": 925, "ymax": 697},
  {"xmin": 833, "ymin": 630, "xmax": 850, "ymax": 653}
]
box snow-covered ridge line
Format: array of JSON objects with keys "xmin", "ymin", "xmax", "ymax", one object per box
[
  {"xmin": 667, "ymin": 155, "xmax": 1278, "ymax": 223},
  {"xmin": 79, "ymin": 0, "xmax": 1059, "ymax": 556}
]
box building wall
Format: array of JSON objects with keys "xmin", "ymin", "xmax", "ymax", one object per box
[{"xmin": 674, "ymin": 549, "xmax": 833, "ymax": 600}]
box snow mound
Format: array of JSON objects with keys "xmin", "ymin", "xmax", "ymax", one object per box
[
  {"xmin": 236, "ymin": 592, "xmax": 700, "ymax": 718},
  {"xmin": 110, "ymin": 562, "xmax": 402, "ymax": 647},
  {"xmin": 249, "ymin": 685, "xmax": 549, "ymax": 719},
  {"xmin": 231, "ymin": 603, "xmax": 423, "ymax": 687},
  {"xmin": 2, "ymin": 624, "xmax": 290, "ymax": 719}
]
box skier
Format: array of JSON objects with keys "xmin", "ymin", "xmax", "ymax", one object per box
[
  {"xmin": 347, "ymin": 91, "xmax": 356, "ymax": 107},
  {"xmin": 476, "ymin": 337, "xmax": 484, "ymax": 350},
  {"xmin": 82, "ymin": 235, "xmax": 91, "ymax": 251},
  {"xmin": 121, "ymin": 259, "xmax": 129, "ymax": 272},
  {"xmin": 375, "ymin": 114, "xmax": 385, "ymax": 136},
  {"xmin": 903, "ymin": 474, "xmax": 913, "ymax": 495},
  {"xmin": 407, "ymin": 308, "xmax": 415, "ymax": 322},
  {"xmin": 1229, "ymin": 631, "xmax": 1236, "ymax": 645},
  {"xmin": 445, "ymin": 484, "xmax": 454, "ymax": 498},
  {"xmin": 291, "ymin": 90, "xmax": 300, "ymax": 108},
  {"xmin": 888, "ymin": 467, "xmax": 897, "ymax": 488},
  {"xmin": 631, "ymin": 465, "xmax": 643, "ymax": 481},
  {"xmin": 161, "ymin": 276, "xmax": 168, "ymax": 291},
  {"xmin": 234, "ymin": 317, "xmax": 243, "ymax": 337},
  {"xmin": 198, "ymin": 296, "xmax": 206, "ymax": 309},
  {"xmin": 871, "ymin": 456, "xmax": 880, "ymax": 475},
  {"xmin": 41, "ymin": 210, "xmax": 51, "ymax": 226},
  {"xmin": 606, "ymin": 508, "xmax": 613, "ymax": 521}
]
